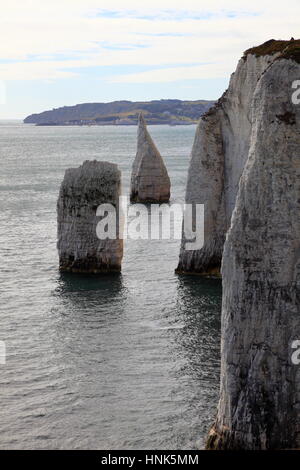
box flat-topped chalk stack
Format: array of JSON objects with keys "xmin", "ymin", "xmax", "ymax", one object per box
[
  {"xmin": 130, "ymin": 114, "xmax": 170, "ymax": 203},
  {"xmin": 57, "ymin": 160, "xmax": 123, "ymax": 273}
]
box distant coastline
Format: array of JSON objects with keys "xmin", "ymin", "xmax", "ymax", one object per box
[
  {"xmin": 23, "ymin": 99, "xmax": 215, "ymax": 126},
  {"xmin": 32, "ymin": 121, "xmax": 198, "ymax": 127}
]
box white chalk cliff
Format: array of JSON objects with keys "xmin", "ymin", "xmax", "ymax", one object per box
[
  {"xmin": 203, "ymin": 40, "xmax": 300, "ymax": 448},
  {"xmin": 57, "ymin": 160, "xmax": 123, "ymax": 273},
  {"xmin": 130, "ymin": 114, "xmax": 171, "ymax": 203},
  {"xmin": 177, "ymin": 39, "xmax": 300, "ymax": 275}
]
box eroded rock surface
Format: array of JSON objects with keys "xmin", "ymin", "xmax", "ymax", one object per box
[
  {"xmin": 130, "ymin": 114, "xmax": 170, "ymax": 203},
  {"xmin": 57, "ymin": 160, "xmax": 123, "ymax": 273},
  {"xmin": 206, "ymin": 42, "xmax": 300, "ymax": 449},
  {"xmin": 177, "ymin": 39, "xmax": 300, "ymax": 275}
]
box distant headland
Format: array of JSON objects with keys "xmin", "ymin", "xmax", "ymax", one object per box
[{"xmin": 23, "ymin": 99, "xmax": 215, "ymax": 126}]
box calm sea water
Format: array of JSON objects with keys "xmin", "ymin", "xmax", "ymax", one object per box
[{"xmin": 0, "ymin": 121, "xmax": 221, "ymax": 450}]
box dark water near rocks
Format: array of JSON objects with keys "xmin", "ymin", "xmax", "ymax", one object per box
[{"xmin": 0, "ymin": 121, "xmax": 221, "ymax": 449}]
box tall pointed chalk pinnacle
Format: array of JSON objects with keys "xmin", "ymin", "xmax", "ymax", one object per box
[{"xmin": 130, "ymin": 113, "xmax": 171, "ymax": 203}]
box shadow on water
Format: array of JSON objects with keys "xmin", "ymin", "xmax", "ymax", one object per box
[
  {"xmin": 47, "ymin": 272, "xmax": 129, "ymax": 379},
  {"xmin": 53, "ymin": 271, "xmax": 126, "ymax": 316},
  {"xmin": 51, "ymin": 271, "xmax": 127, "ymax": 333},
  {"xmin": 176, "ymin": 275, "xmax": 222, "ymax": 320},
  {"xmin": 174, "ymin": 275, "xmax": 222, "ymax": 368},
  {"xmin": 154, "ymin": 275, "xmax": 223, "ymax": 449},
  {"xmin": 174, "ymin": 275, "xmax": 222, "ymax": 392},
  {"xmin": 56, "ymin": 271, "xmax": 124, "ymax": 294}
]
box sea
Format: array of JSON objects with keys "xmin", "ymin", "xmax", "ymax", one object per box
[{"xmin": 0, "ymin": 121, "xmax": 221, "ymax": 450}]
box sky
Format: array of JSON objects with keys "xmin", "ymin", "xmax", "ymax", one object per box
[{"xmin": 0, "ymin": 0, "xmax": 299, "ymax": 119}]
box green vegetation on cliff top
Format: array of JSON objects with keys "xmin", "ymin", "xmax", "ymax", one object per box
[{"xmin": 244, "ymin": 38, "xmax": 300, "ymax": 63}]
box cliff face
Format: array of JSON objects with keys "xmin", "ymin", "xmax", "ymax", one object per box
[
  {"xmin": 130, "ymin": 114, "xmax": 171, "ymax": 203},
  {"xmin": 205, "ymin": 42, "xmax": 300, "ymax": 448},
  {"xmin": 177, "ymin": 40, "xmax": 299, "ymax": 275},
  {"xmin": 57, "ymin": 160, "xmax": 123, "ymax": 273}
]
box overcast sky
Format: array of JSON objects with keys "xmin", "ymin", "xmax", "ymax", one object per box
[{"xmin": 1, "ymin": 0, "xmax": 299, "ymax": 118}]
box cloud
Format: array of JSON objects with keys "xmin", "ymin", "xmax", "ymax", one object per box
[
  {"xmin": 0, "ymin": 0, "xmax": 299, "ymax": 82},
  {"xmin": 94, "ymin": 8, "xmax": 260, "ymax": 21},
  {"xmin": 109, "ymin": 63, "xmax": 232, "ymax": 83}
]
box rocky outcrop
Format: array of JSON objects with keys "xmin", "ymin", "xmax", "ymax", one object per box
[
  {"xmin": 57, "ymin": 160, "xmax": 123, "ymax": 273},
  {"xmin": 205, "ymin": 41, "xmax": 300, "ymax": 449},
  {"xmin": 177, "ymin": 39, "xmax": 300, "ymax": 275},
  {"xmin": 130, "ymin": 114, "xmax": 171, "ymax": 203}
]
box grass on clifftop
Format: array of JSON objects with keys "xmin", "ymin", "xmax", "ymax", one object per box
[{"xmin": 243, "ymin": 39, "xmax": 300, "ymax": 63}]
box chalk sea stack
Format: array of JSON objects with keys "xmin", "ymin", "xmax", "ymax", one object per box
[
  {"xmin": 204, "ymin": 40, "xmax": 300, "ymax": 449},
  {"xmin": 130, "ymin": 114, "xmax": 171, "ymax": 203},
  {"xmin": 57, "ymin": 160, "xmax": 123, "ymax": 273},
  {"xmin": 177, "ymin": 39, "xmax": 300, "ymax": 276}
]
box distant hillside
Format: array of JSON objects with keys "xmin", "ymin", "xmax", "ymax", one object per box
[{"xmin": 24, "ymin": 99, "xmax": 215, "ymax": 126}]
